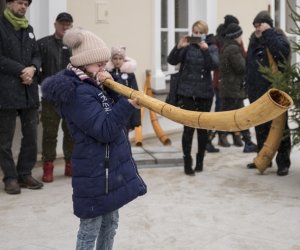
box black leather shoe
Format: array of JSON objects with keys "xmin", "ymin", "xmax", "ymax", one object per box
[
  {"xmin": 277, "ymin": 167, "xmax": 289, "ymax": 176},
  {"xmin": 18, "ymin": 176, "xmax": 44, "ymax": 189},
  {"xmin": 247, "ymin": 162, "xmax": 272, "ymax": 169},
  {"xmin": 4, "ymin": 179, "xmax": 21, "ymax": 195},
  {"xmin": 247, "ymin": 163, "xmax": 256, "ymax": 169}
]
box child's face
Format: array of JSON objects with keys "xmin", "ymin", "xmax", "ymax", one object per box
[
  {"xmin": 112, "ymin": 55, "xmax": 125, "ymax": 69},
  {"xmin": 85, "ymin": 61, "xmax": 107, "ymax": 74}
]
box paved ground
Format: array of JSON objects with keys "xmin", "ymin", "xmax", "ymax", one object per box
[{"xmin": 1, "ymin": 131, "xmax": 300, "ymax": 250}]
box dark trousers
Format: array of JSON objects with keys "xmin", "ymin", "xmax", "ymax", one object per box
[
  {"xmin": 254, "ymin": 112, "xmax": 291, "ymax": 170},
  {"xmin": 41, "ymin": 99, "xmax": 74, "ymax": 162},
  {"xmin": 179, "ymin": 96, "xmax": 213, "ymax": 156},
  {"xmin": 0, "ymin": 109, "xmax": 38, "ymax": 181},
  {"xmin": 221, "ymin": 97, "xmax": 252, "ymax": 141}
]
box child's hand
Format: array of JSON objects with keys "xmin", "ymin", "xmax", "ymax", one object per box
[
  {"xmin": 128, "ymin": 97, "xmax": 141, "ymax": 109},
  {"xmin": 96, "ymin": 70, "xmax": 113, "ymax": 83}
]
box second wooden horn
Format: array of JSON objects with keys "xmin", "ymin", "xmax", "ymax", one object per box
[{"xmin": 103, "ymin": 79, "xmax": 293, "ymax": 130}]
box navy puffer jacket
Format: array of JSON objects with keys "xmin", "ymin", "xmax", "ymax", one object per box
[
  {"xmin": 246, "ymin": 28, "xmax": 290, "ymax": 102},
  {"xmin": 42, "ymin": 69, "xmax": 147, "ymax": 219},
  {"xmin": 167, "ymin": 34, "xmax": 219, "ymax": 99}
]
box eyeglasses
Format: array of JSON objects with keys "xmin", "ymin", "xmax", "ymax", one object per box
[{"xmin": 253, "ymin": 23, "xmax": 261, "ymax": 28}]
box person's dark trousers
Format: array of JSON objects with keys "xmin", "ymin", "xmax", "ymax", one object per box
[
  {"xmin": 180, "ymin": 96, "xmax": 212, "ymax": 157},
  {"xmin": 221, "ymin": 97, "xmax": 252, "ymax": 140},
  {"xmin": 254, "ymin": 113, "xmax": 291, "ymax": 170},
  {"xmin": 41, "ymin": 99, "xmax": 73, "ymax": 162},
  {"xmin": 0, "ymin": 108, "xmax": 38, "ymax": 181}
]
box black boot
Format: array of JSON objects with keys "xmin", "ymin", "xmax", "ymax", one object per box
[
  {"xmin": 194, "ymin": 153, "xmax": 204, "ymax": 172},
  {"xmin": 233, "ymin": 133, "xmax": 243, "ymax": 147},
  {"xmin": 183, "ymin": 155, "xmax": 195, "ymax": 176},
  {"xmin": 218, "ymin": 133, "xmax": 230, "ymax": 147}
]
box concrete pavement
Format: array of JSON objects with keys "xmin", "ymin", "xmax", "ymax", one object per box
[{"xmin": 1, "ymin": 131, "xmax": 300, "ymax": 250}]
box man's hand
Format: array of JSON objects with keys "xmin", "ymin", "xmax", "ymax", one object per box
[{"xmin": 20, "ymin": 66, "xmax": 35, "ymax": 85}]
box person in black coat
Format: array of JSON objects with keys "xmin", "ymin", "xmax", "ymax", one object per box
[
  {"xmin": 167, "ymin": 20, "xmax": 218, "ymax": 176},
  {"xmin": 245, "ymin": 11, "xmax": 291, "ymax": 176},
  {"xmin": 106, "ymin": 47, "xmax": 141, "ymax": 133},
  {"xmin": 0, "ymin": 0, "xmax": 43, "ymax": 194}
]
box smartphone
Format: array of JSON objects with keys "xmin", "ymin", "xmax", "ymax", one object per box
[{"xmin": 187, "ymin": 36, "xmax": 202, "ymax": 44}]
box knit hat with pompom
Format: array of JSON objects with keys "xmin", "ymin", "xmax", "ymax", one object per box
[
  {"xmin": 63, "ymin": 27, "xmax": 110, "ymax": 67},
  {"xmin": 111, "ymin": 46, "xmax": 126, "ymax": 58}
]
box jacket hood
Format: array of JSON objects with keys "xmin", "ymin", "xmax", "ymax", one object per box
[{"xmin": 41, "ymin": 70, "xmax": 78, "ymax": 106}]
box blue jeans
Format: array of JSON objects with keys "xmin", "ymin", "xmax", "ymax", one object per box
[{"xmin": 76, "ymin": 210, "xmax": 119, "ymax": 250}]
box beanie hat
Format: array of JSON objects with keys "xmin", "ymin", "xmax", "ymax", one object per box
[
  {"xmin": 6, "ymin": 0, "xmax": 32, "ymax": 5},
  {"xmin": 224, "ymin": 23, "xmax": 243, "ymax": 39},
  {"xmin": 224, "ymin": 15, "xmax": 239, "ymax": 28},
  {"xmin": 63, "ymin": 27, "xmax": 110, "ymax": 67},
  {"xmin": 253, "ymin": 11, "xmax": 273, "ymax": 27},
  {"xmin": 111, "ymin": 46, "xmax": 126, "ymax": 58}
]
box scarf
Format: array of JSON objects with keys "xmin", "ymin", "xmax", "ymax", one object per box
[
  {"xmin": 67, "ymin": 64, "xmax": 103, "ymax": 88},
  {"xmin": 4, "ymin": 8, "xmax": 29, "ymax": 30}
]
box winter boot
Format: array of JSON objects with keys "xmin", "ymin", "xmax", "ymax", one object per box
[
  {"xmin": 206, "ymin": 142, "xmax": 220, "ymax": 153},
  {"xmin": 65, "ymin": 161, "xmax": 73, "ymax": 177},
  {"xmin": 183, "ymin": 155, "xmax": 195, "ymax": 176},
  {"xmin": 218, "ymin": 133, "xmax": 230, "ymax": 147},
  {"xmin": 243, "ymin": 142, "xmax": 258, "ymax": 153},
  {"xmin": 194, "ymin": 153, "xmax": 204, "ymax": 172},
  {"xmin": 42, "ymin": 161, "xmax": 54, "ymax": 183},
  {"xmin": 206, "ymin": 131, "xmax": 220, "ymax": 153},
  {"xmin": 233, "ymin": 133, "xmax": 243, "ymax": 147}
]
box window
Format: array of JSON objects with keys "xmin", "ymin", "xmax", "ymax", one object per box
[{"xmin": 161, "ymin": 0, "xmax": 189, "ymax": 73}]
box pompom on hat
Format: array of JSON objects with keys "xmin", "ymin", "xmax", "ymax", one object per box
[
  {"xmin": 6, "ymin": 0, "xmax": 32, "ymax": 5},
  {"xmin": 253, "ymin": 11, "xmax": 273, "ymax": 27},
  {"xmin": 111, "ymin": 46, "xmax": 126, "ymax": 58},
  {"xmin": 224, "ymin": 23, "xmax": 243, "ymax": 39},
  {"xmin": 224, "ymin": 15, "xmax": 239, "ymax": 28},
  {"xmin": 63, "ymin": 27, "xmax": 110, "ymax": 67}
]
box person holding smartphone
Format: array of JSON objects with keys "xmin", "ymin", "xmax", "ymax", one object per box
[{"xmin": 167, "ymin": 20, "xmax": 219, "ymax": 176}]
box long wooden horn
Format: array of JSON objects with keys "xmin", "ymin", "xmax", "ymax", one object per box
[{"xmin": 103, "ymin": 79, "xmax": 293, "ymax": 131}]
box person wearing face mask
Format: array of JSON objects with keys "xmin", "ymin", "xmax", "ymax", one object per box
[
  {"xmin": 41, "ymin": 27, "xmax": 147, "ymax": 249},
  {"xmin": 105, "ymin": 47, "xmax": 141, "ymax": 134},
  {"xmin": 245, "ymin": 11, "xmax": 291, "ymax": 176},
  {"xmin": 167, "ymin": 20, "xmax": 219, "ymax": 176}
]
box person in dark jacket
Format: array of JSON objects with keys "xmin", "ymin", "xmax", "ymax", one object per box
[
  {"xmin": 106, "ymin": 46, "xmax": 141, "ymax": 133},
  {"xmin": 219, "ymin": 23, "xmax": 257, "ymax": 153},
  {"xmin": 0, "ymin": 0, "xmax": 43, "ymax": 194},
  {"xmin": 41, "ymin": 27, "xmax": 147, "ymax": 249},
  {"xmin": 37, "ymin": 12, "xmax": 74, "ymax": 183},
  {"xmin": 245, "ymin": 11, "xmax": 291, "ymax": 176},
  {"xmin": 167, "ymin": 20, "xmax": 218, "ymax": 176}
]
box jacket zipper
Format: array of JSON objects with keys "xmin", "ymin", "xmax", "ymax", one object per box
[
  {"xmin": 105, "ymin": 143, "xmax": 109, "ymax": 194},
  {"xmin": 122, "ymin": 129, "xmax": 146, "ymax": 189}
]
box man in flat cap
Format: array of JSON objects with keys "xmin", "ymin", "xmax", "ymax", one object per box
[
  {"xmin": 37, "ymin": 12, "xmax": 74, "ymax": 183},
  {"xmin": 0, "ymin": 0, "xmax": 43, "ymax": 194},
  {"xmin": 245, "ymin": 10, "xmax": 291, "ymax": 176}
]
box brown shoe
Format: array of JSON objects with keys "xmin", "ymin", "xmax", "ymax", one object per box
[
  {"xmin": 4, "ymin": 179, "xmax": 21, "ymax": 195},
  {"xmin": 18, "ymin": 176, "xmax": 43, "ymax": 189}
]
